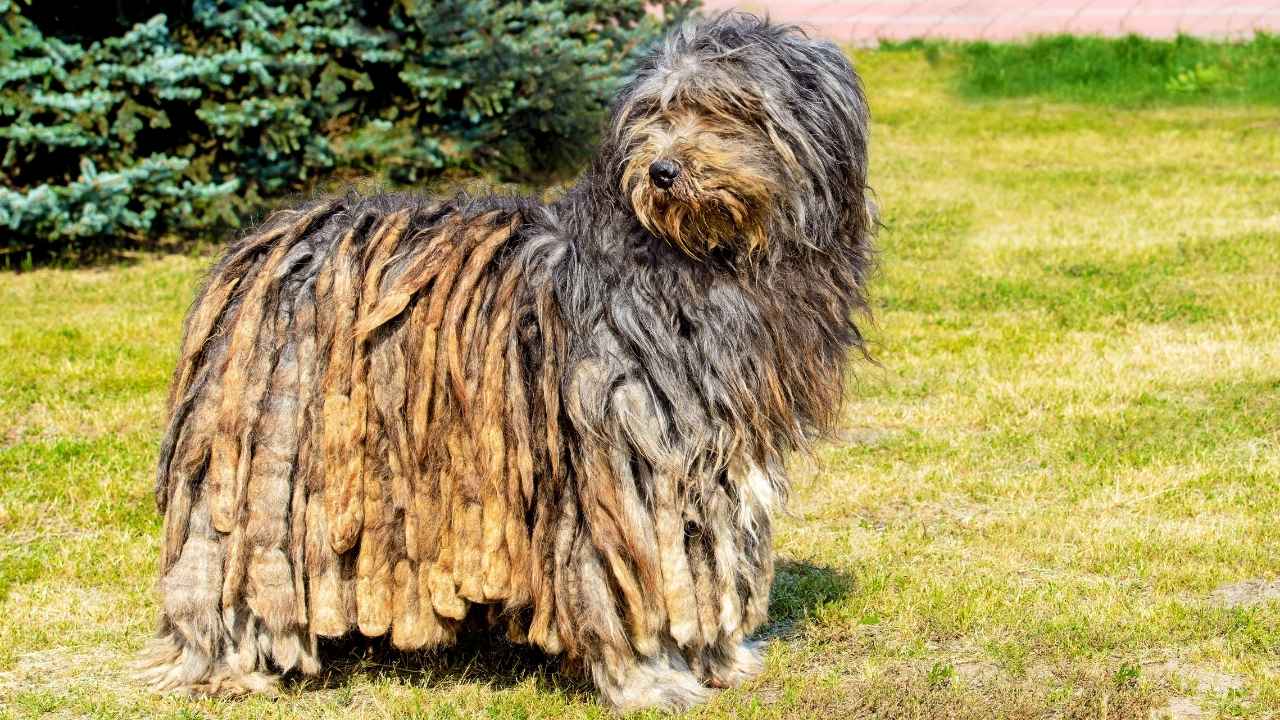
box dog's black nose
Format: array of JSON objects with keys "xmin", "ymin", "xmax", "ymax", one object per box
[{"xmin": 648, "ymin": 160, "xmax": 680, "ymax": 189}]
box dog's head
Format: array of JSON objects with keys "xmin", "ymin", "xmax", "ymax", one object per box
[{"xmin": 611, "ymin": 13, "xmax": 871, "ymax": 260}]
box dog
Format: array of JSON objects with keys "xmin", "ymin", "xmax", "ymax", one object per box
[{"xmin": 138, "ymin": 12, "xmax": 874, "ymax": 712}]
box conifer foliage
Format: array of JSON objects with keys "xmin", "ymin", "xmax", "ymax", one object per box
[{"xmin": 0, "ymin": 0, "xmax": 694, "ymax": 250}]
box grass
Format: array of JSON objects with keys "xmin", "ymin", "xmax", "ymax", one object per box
[
  {"xmin": 2, "ymin": 40, "xmax": 1280, "ymax": 719},
  {"xmin": 938, "ymin": 33, "xmax": 1280, "ymax": 106}
]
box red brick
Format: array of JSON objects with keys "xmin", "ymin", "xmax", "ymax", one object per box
[
  {"xmin": 1121, "ymin": 12, "xmax": 1184, "ymax": 38},
  {"xmin": 983, "ymin": 18, "xmax": 1057, "ymax": 41},
  {"xmin": 690, "ymin": 0, "xmax": 1276, "ymax": 41},
  {"xmin": 1066, "ymin": 12, "xmax": 1128, "ymax": 36}
]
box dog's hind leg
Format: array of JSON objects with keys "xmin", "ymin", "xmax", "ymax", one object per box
[
  {"xmin": 140, "ymin": 424, "xmax": 320, "ymax": 696},
  {"xmin": 136, "ymin": 492, "xmax": 305, "ymax": 696},
  {"xmin": 142, "ymin": 202, "xmax": 340, "ymax": 696}
]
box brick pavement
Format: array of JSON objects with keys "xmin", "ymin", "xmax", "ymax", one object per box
[{"xmin": 699, "ymin": 1, "xmax": 1280, "ymax": 44}]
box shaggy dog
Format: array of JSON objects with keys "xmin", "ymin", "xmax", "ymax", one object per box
[{"xmin": 139, "ymin": 12, "xmax": 874, "ymax": 712}]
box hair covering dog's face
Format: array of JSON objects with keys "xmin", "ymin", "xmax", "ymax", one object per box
[{"xmin": 613, "ymin": 14, "xmax": 870, "ymax": 259}]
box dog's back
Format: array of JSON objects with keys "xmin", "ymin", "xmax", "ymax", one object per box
[{"xmin": 146, "ymin": 191, "xmax": 569, "ymax": 691}]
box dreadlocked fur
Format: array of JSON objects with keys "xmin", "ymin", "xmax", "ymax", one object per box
[{"xmin": 138, "ymin": 12, "xmax": 874, "ymax": 712}]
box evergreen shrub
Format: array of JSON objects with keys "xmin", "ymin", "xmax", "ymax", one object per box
[{"xmin": 0, "ymin": 0, "xmax": 695, "ymax": 251}]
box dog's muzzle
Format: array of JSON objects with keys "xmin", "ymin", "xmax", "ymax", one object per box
[{"xmin": 648, "ymin": 159, "xmax": 680, "ymax": 189}]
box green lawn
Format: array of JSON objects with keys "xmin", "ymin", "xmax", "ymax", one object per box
[
  {"xmin": 954, "ymin": 33, "xmax": 1280, "ymax": 106},
  {"xmin": 2, "ymin": 46, "xmax": 1278, "ymax": 719}
]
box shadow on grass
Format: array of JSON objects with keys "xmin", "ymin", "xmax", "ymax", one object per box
[
  {"xmin": 0, "ymin": 243, "xmax": 150, "ymax": 273},
  {"xmin": 768, "ymin": 560, "xmax": 856, "ymax": 635},
  {"xmin": 298, "ymin": 625, "xmax": 587, "ymax": 700},
  {"xmin": 286, "ymin": 560, "xmax": 855, "ymax": 696}
]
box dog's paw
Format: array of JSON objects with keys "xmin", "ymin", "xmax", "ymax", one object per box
[
  {"xmin": 704, "ymin": 640, "xmax": 766, "ymax": 689},
  {"xmin": 593, "ymin": 650, "xmax": 718, "ymax": 713},
  {"xmin": 134, "ymin": 633, "xmax": 281, "ymax": 698},
  {"xmin": 196, "ymin": 670, "xmax": 281, "ymax": 698},
  {"xmin": 609, "ymin": 668, "xmax": 716, "ymax": 713}
]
